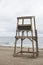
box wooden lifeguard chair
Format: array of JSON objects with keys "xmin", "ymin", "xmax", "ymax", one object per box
[{"xmin": 14, "ymin": 16, "xmax": 39, "ymax": 57}]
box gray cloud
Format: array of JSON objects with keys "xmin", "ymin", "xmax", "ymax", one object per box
[{"xmin": 0, "ymin": 0, "xmax": 43, "ymax": 36}]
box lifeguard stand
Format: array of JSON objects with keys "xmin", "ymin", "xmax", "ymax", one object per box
[{"xmin": 14, "ymin": 16, "xmax": 39, "ymax": 57}]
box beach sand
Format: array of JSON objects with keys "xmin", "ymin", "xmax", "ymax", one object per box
[{"xmin": 0, "ymin": 46, "xmax": 43, "ymax": 65}]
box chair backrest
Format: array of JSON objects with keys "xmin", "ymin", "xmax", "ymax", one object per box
[{"xmin": 17, "ymin": 16, "xmax": 36, "ymax": 31}]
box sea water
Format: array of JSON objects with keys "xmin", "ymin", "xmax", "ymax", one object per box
[{"xmin": 0, "ymin": 37, "xmax": 43, "ymax": 48}]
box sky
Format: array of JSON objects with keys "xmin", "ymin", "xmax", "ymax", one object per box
[{"xmin": 0, "ymin": 0, "xmax": 43, "ymax": 37}]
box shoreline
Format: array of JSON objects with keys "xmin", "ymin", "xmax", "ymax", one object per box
[{"xmin": 0, "ymin": 45, "xmax": 43, "ymax": 50}]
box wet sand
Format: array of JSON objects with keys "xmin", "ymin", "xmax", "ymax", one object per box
[{"xmin": 0, "ymin": 46, "xmax": 43, "ymax": 65}]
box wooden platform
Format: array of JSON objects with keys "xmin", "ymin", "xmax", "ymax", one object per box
[{"xmin": 15, "ymin": 36, "xmax": 37, "ymax": 41}]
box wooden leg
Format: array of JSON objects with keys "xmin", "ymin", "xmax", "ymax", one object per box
[
  {"xmin": 14, "ymin": 38, "xmax": 17, "ymax": 56},
  {"xmin": 31, "ymin": 30, "xmax": 34, "ymax": 57},
  {"xmin": 21, "ymin": 39, "xmax": 23, "ymax": 54},
  {"xmin": 36, "ymin": 40, "xmax": 39, "ymax": 57},
  {"xmin": 35, "ymin": 30, "xmax": 39, "ymax": 57},
  {"xmin": 32, "ymin": 39, "xmax": 34, "ymax": 57}
]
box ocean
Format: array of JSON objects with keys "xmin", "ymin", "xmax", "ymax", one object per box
[{"xmin": 0, "ymin": 37, "xmax": 43, "ymax": 48}]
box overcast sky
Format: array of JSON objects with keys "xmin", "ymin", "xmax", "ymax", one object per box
[{"xmin": 0, "ymin": 0, "xmax": 43, "ymax": 37}]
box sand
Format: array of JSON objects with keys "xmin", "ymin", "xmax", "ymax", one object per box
[{"xmin": 0, "ymin": 46, "xmax": 43, "ymax": 65}]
